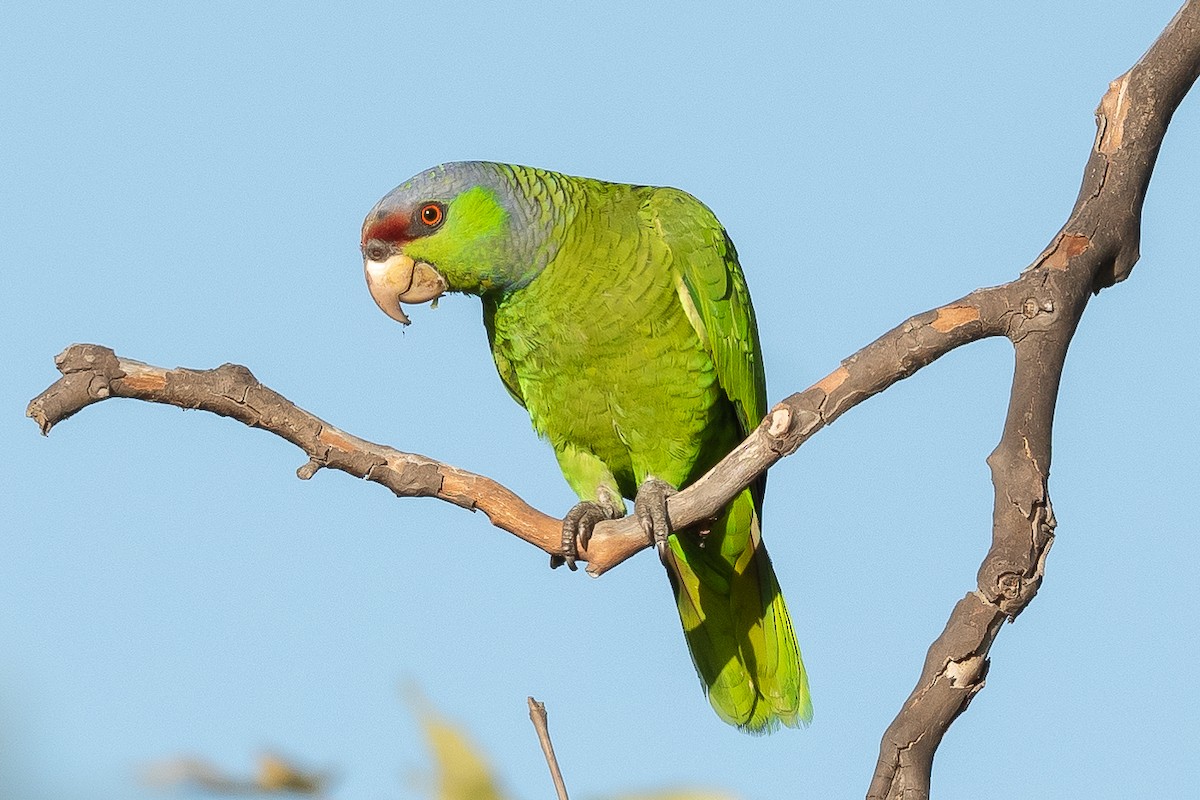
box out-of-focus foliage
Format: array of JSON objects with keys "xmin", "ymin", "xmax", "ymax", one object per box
[
  {"xmin": 142, "ymin": 752, "xmax": 328, "ymax": 795},
  {"xmin": 255, "ymin": 754, "xmax": 328, "ymax": 794},
  {"xmin": 141, "ymin": 695, "xmax": 736, "ymax": 799},
  {"xmin": 413, "ymin": 700, "xmax": 506, "ymax": 800}
]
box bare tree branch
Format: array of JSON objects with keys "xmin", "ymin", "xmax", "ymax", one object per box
[
  {"xmin": 11, "ymin": 279, "xmax": 1067, "ymax": 580},
  {"xmin": 527, "ymin": 697, "xmax": 570, "ymax": 800},
  {"xmin": 864, "ymin": 3, "xmax": 1200, "ymax": 798},
  {"xmin": 23, "ymin": 3, "xmax": 1199, "ymax": 797}
]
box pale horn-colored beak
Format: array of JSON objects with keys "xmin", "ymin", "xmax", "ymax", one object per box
[{"xmin": 364, "ymin": 252, "xmax": 449, "ymax": 325}]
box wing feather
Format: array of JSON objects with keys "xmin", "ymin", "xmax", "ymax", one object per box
[{"xmin": 646, "ymin": 188, "xmax": 768, "ymax": 507}]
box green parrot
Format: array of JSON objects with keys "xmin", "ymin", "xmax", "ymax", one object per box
[{"xmin": 361, "ymin": 161, "xmax": 811, "ymax": 732}]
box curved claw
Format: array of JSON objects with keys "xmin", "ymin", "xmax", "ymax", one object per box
[
  {"xmin": 552, "ymin": 488, "xmax": 625, "ymax": 571},
  {"xmin": 635, "ymin": 478, "xmax": 677, "ymax": 564}
]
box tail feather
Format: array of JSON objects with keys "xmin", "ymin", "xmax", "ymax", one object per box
[{"xmin": 664, "ymin": 487, "xmax": 811, "ymax": 733}]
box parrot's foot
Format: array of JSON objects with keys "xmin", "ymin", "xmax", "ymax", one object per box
[
  {"xmin": 635, "ymin": 478, "xmax": 677, "ymax": 563},
  {"xmin": 552, "ymin": 486, "xmax": 625, "ymax": 571}
]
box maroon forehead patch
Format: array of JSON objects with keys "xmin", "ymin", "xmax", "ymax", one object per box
[{"xmin": 362, "ymin": 211, "xmax": 412, "ymax": 247}]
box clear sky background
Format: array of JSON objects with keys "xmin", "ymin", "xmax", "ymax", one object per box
[{"xmin": 3, "ymin": 3, "xmax": 1198, "ymax": 799}]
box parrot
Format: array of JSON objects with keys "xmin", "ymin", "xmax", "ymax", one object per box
[{"xmin": 361, "ymin": 161, "xmax": 811, "ymax": 732}]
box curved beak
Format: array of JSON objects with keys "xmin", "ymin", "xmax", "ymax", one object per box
[{"xmin": 364, "ymin": 252, "xmax": 449, "ymax": 326}]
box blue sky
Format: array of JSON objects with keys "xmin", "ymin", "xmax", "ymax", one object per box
[{"xmin": 3, "ymin": 2, "xmax": 1198, "ymax": 798}]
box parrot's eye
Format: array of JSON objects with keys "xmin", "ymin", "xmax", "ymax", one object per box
[
  {"xmin": 363, "ymin": 240, "xmax": 390, "ymax": 262},
  {"xmin": 418, "ymin": 202, "xmax": 445, "ymax": 229}
]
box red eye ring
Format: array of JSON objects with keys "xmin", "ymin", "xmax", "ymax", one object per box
[{"xmin": 419, "ymin": 203, "xmax": 444, "ymax": 227}]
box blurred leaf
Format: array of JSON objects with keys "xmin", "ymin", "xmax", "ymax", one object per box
[
  {"xmin": 142, "ymin": 752, "xmax": 328, "ymax": 795},
  {"xmin": 255, "ymin": 752, "xmax": 327, "ymax": 794},
  {"xmin": 412, "ymin": 695, "xmax": 508, "ymax": 800}
]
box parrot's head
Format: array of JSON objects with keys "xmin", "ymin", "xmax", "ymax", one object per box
[{"xmin": 361, "ymin": 161, "xmax": 553, "ymax": 325}]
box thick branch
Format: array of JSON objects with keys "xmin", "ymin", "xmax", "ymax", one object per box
[{"xmin": 867, "ymin": 3, "xmax": 1200, "ymax": 798}]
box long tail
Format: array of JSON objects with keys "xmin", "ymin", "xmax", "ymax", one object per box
[{"xmin": 663, "ymin": 486, "xmax": 811, "ymax": 733}]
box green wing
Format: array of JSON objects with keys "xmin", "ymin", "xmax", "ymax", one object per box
[
  {"xmin": 646, "ymin": 187, "xmax": 809, "ymax": 733},
  {"xmin": 646, "ymin": 188, "xmax": 767, "ymax": 456}
]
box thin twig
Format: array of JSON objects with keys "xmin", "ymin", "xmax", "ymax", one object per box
[{"xmin": 527, "ymin": 697, "xmax": 569, "ymax": 800}]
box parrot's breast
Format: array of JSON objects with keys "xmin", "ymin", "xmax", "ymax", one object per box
[{"xmin": 488, "ymin": 193, "xmax": 737, "ymax": 497}]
